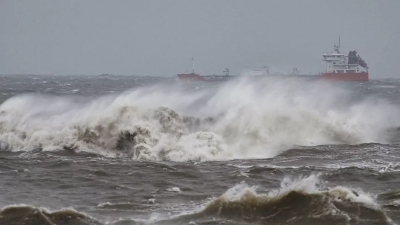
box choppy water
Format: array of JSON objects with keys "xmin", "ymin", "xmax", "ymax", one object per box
[{"xmin": 0, "ymin": 74, "xmax": 400, "ymax": 225}]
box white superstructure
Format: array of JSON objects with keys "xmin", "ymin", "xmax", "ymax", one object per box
[{"xmin": 322, "ymin": 38, "xmax": 364, "ymax": 74}]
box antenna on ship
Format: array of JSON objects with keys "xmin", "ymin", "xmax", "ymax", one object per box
[
  {"xmin": 334, "ymin": 35, "xmax": 341, "ymax": 53},
  {"xmin": 191, "ymin": 57, "xmax": 195, "ymax": 72}
]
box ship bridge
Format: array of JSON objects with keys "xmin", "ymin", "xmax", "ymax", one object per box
[{"xmin": 322, "ymin": 43, "xmax": 362, "ymax": 73}]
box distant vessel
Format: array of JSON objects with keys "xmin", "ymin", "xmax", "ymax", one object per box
[
  {"xmin": 177, "ymin": 68, "xmax": 234, "ymax": 82},
  {"xmin": 320, "ymin": 37, "xmax": 369, "ymax": 81},
  {"xmin": 177, "ymin": 38, "xmax": 369, "ymax": 82},
  {"xmin": 177, "ymin": 58, "xmax": 235, "ymax": 82}
]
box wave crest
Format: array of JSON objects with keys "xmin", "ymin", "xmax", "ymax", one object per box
[
  {"xmin": 166, "ymin": 175, "xmax": 392, "ymax": 224},
  {"xmin": 0, "ymin": 205, "xmax": 101, "ymax": 225},
  {"xmin": 0, "ymin": 78, "xmax": 399, "ymax": 161}
]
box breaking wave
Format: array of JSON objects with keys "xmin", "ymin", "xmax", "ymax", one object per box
[
  {"xmin": 1, "ymin": 175, "xmax": 394, "ymax": 225},
  {"xmin": 163, "ymin": 174, "xmax": 393, "ymax": 225},
  {"xmin": 0, "ymin": 205, "xmax": 101, "ymax": 225},
  {"xmin": 0, "ymin": 77, "xmax": 399, "ymax": 161}
]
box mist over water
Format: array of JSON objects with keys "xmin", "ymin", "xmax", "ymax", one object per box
[
  {"xmin": 0, "ymin": 74, "xmax": 400, "ymax": 224},
  {"xmin": 0, "ymin": 76, "xmax": 398, "ymax": 160}
]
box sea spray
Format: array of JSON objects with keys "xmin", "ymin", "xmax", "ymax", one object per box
[{"xmin": 0, "ymin": 77, "xmax": 399, "ymax": 161}]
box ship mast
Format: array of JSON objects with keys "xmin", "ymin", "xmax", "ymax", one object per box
[
  {"xmin": 334, "ymin": 35, "xmax": 341, "ymax": 53},
  {"xmin": 192, "ymin": 57, "xmax": 195, "ymax": 72}
]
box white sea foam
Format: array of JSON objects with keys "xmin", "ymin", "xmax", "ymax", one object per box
[
  {"xmin": 0, "ymin": 77, "xmax": 399, "ymax": 161},
  {"xmin": 158, "ymin": 174, "xmax": 390, "ymax": 225},
  {"xmin": 216, "ymin": 174, "xmax": 377, "ymax": 207}
]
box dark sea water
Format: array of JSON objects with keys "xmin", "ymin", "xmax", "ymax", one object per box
[{"xmin": 0, "ymin": 74, "xmax": 400, "ymax": 225}]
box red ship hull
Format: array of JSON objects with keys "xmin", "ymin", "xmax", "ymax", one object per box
[{"xmin": 320, "ymin": 72, "xmax": 368, "ymax": 82}]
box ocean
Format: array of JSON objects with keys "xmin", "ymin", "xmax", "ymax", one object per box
[{"xmin": 0, "ymin": 74, "xmax": 399, "ymax": 225}]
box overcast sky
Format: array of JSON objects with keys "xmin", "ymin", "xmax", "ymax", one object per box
[{"xmin": 0, "ymin": 0, "xmax": 399, "ymax": 78}]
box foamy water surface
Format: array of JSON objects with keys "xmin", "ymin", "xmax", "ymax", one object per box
[{"xmin": 0, "ymin": 74, "xmax": 399, "ymax": 225}]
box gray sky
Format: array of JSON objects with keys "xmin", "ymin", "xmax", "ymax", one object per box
[{"xmin": 0, "ymin": 0, "xmax": 399, "ymax": 78}]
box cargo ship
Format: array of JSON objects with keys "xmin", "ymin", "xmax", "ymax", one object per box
[
  {"xmin": 177, "ymin": 38, "xmax": 369, "ymax": 82},
  {"xmin": 320, "ymin": 37, "xmax": 369, "ymax": 81},
  {"xmin": 177, "ymin": 57, "xmax": 237, "ymax": 82},
  {"xmin": 177, "ymin": 68, "xmax": 234, "ymax": 82}
]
